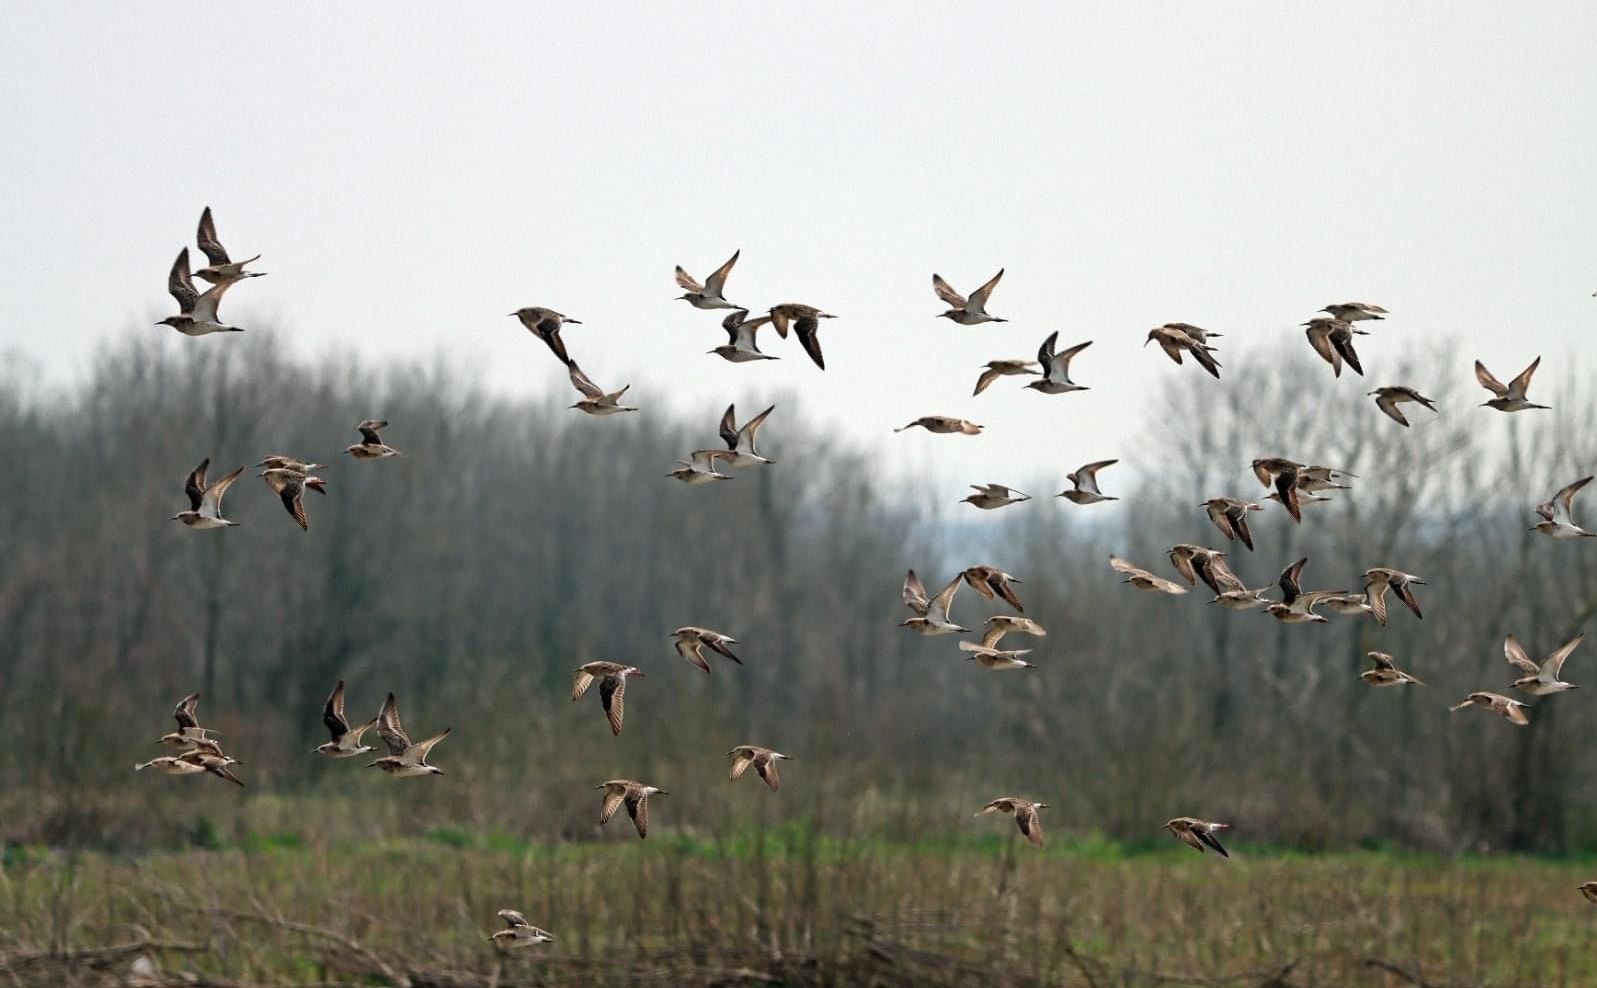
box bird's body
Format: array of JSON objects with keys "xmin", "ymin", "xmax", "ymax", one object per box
[
  {"xmin": 1059, "ymin": 460, "xmax": 1117, "ymax": 504},
  {"xmin": 510, "ymin": 307, "xmax": 581, "ymax": 366},
  {"xmin": 896, "ymin": 415, "xmax": 983, "ymax": 436},
  {"xmin": 1166, "ymin": 817, "xmax": 1230, "ymax": 856},
  {"xmin": 567, "ymin": 362, "xmax": 637, "ymax": 416},
  {"xmin": 572, "ymin": 662, "xmax": 644, "ymax": 735},
  {"xmin": 171, "ymin": 458, "xmax": 244, "ymax": 529},
  {"xmin": 900, "ymin": 570, "xmax": 970, "ymax": 635},
  {"xmin": 933, "ymin": 269, "xmax": 1006, "ymax": 324},
  {"xmin": 1450, "ymin": 691, "xmax": 1530, "ymax": 726},
  {"xmin": 668, "ymin": 448, "xmax": 733, "ymax": 485},
  {"xmin": 597, "ymin": 779, "xmax": 666, "ymax": 838},
  {"xmin": 983, "ymin": 614, "xmax": 1047, "ymax": 638},
  {"xmin": 1476, "ymin": 357, "xmax": 1549, "ymax": 412},
  {"xmin": 671, "ymin": 626, "xmax": 741, "ymax": 673},
  {"xmin": 367, "ymin": 693, "xmax": 450, "ymax": 777},
  {"xmin": 315, "ymin": 680, "xmax": 379, "ymax": 758},
  {"xmin": 345, "ymin": 420, "xmax": 401, "ymax": 459},
  {"xmin": 977, "ymin": 797, "xmax": 1047, "ymax": 847},
  {"xmin": 1504, "ymin": 634, "xmax": 1582, "ymax": 695},
  {"xmin": 488, "ymin": 910, "xmax": 555, "ymax": 948},
  {"xmin": 963, "ymin": 483, "xmax": 1030, "ymax": 510},
  {"xmin": 960, "ymin": 627, "xmax": 1036, "ymax": 670},
  {"xmin": 768, "ymin": 303, "xmax": 836, "ymax": 370},
  {"xmin": 728, "ymin": 745, "xmax": 792, "ymax": 790},
  {"xmin": 1362, "ymin": 651, "xmax": 1423, "ymax": 687},
  {"xmin": 1369, "ymin": 386, "xmax": 1438, "ymax": 427},
  {"xmin": 1026, "ymin": 333, "xmax": 1092, "ymax": 394},
  {"xmin": 675, "ymin": 250, "xmax": 740, "ymax": 309},
  {"xmin": 159, "ymin": 248, "xmax": 242, "ymax": 336}
]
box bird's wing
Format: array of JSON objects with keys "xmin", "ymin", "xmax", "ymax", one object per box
[
  {"xmin": 1015, "ymin": 804, "xmax": 1043, "ymax": 847},
  {"xmin": 277, "ymin": 477, "xmax": 308, "ymax": 530},
  {"xmin": 1474, "ymin": 360, "xmax": 1509, "ymax": 397},
  {"xmin": 739, "ymin": 405, "xmax": 775, "ymax": 454},
  {"xmin": 903, "ymin": 569, "xmax": 930, "ymax": 615},
  {"xmin": 1196, "ymin": 829, "xmax": 1230, "ymax": 857},
  {"xmin": 571, "ymin": 669, "xmax": 596, "ymax": 701},
  {"xmin": 1365, "ymin": 582, "xmax": 1390, "ymax": 627},
  {"xmin": 1168, "ymin": 550, "xmax": 1199, "ymax": 586},
  {"xmin": 1392, "ymin": 581, "xmax": 1424, "ymax": 619},
  {"xmin": 972, "ymin": 366, "xmax": 1004, "ymax": 396},
  {"xmin": 1273, "ymin": 471, "xmax": 1302, "ymax": 523},
  {"xmin": 1233, "ymin": 512, "xmax": 1255, "ymax": 551},
  {"xmin": 703, "ymin": 249, "xmax": 739, "ymax": 297},
  {"xmin": 674, "ymin": 265, "xmax": 704, "ymax": 292},
  {"xmin": 202, "ymin": 467, "xmax": 245, "ymax": 517},
  {"xmin": 1555, "ymin": 476, "xmax": 1594, "ymax": 521},
  {"xmin": 931, "ymin": 273, "xmax": 967, "ymax": 308},
  {"xmin": 930, "ymin": 575, "xmax": 963, "ymax": 622},
  {"xmin": 567, "ymin": 362, "xmax": 605, "ymax": 400},
  {"xmin": 1206, "ymin": 502, "xmax": 1236, "ymax": 540},
  {"xmin": 600, "ymin": 675, "xmax": 626, "ymax": 735},
  {"xmin": 173, "ymin": 692, "xmax": 201, "ymax": 731},
  {"xmin": 1545, "ymin": 634, "xmax": 1583, "ymax": 678},
  {"xmin": 753, "ymin": 754, "xmax": 781, "ymax": 791},
  {"xmin": 1279, "ymin": 558, "xmax": 1308, "ymax": 603},
  {"xmin": 499, "ymin": 909, "xmax": 530, "ymax": 929},
  {"xmin": 1054, "ymin": 340, "xmax": 1092, "ymax": 375},
  {"xmin": 704, "ymin": 634, "xmax": 741, "ymax": 663},
  {"xmin": 407, "ymin": 727, "xmax": 451, "ymax": 763},
  {"xmin": 599, "ymin": 787, "xmax": 625, "ymax": 824},
  {"xmin": 168, "ymin": 248, "xmax": 199, "ymax": 312},
  {"xmin": 626, "ymin": 791, "xmax": 650, "ymax": 838},
  {"xmin": 1035, "ymin": 331, "xmax": 1059, "ymax": 368},
  {"xmin": 991, "ymin": 576, "xmax": 1024, "ymax": 613},
  {"xmin": 190, "ymin": 279, "xmax": 236, "ymax": 324},
  {"xmin": 195, "ymin": 207, "xmax": 231, "ymax": 266},
  {"xmin": 323, "ymin": 680, "xmax": 350, "ymax": 737},
  {"xmin": 1076, "ymin": 459, "xmax": 1115, "ymax": 493},
  {"xmin": 729, "ymin": 750, "xmax": 755, "ymax": 780},
  {"xmin": 717, "ymin": 404, "xmax": 739, "ymax": 450},
  {"xmin": 1108, "ymin": 555, "xmax": 1144, "ymax": 576},
  {"xmin": 1331, "ymin": 331, "xmax": 1364, "ymax": 376},
  {"xmin": 794, "ymin": 316, "xmax": 826, "ymax": 370},
  {"xmin": 1374, "ymin": 392, "xmax": 1411, "ymax": 427},
  {"xmin": 377, "ymin": 693, "xmax": 411, "ymax": 755},
  {"xmin": 978, "ymin": 626, "xmax": 1006, "ymax": 650},
  {"xmin": 674, "ymin": 638, "xmax": 711, "ymax": 673},
  {"xmin": 184, "ymin": 459, "xmax": 209, "ymax": 511},
  {"xmin": 966, "ymin": 268, "xmax": 1004, "ymax": 312},
  {"xmin": 536, "ymin": 319, "xmax": 572, "ymax": 366},
  {"xmin": 1507, "ymin": 356, "xmax": 1542, "ymax": 399},
  {"xmin": 357, "ymin": 420, "xmax": 387, "ymax": 445}
]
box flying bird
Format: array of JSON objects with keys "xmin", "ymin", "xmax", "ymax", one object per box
[
  {"xmin": 959, "ymin": 628, "xmax": 1037, "ymax": 670},
  {"xmin": 1201, "ymin": 497, "xmax": 1263, "ymax": 550},
  {"xmin": 171, "ymin": 458, "xmax": 245, "ymax": 530},
  {"xmin": 667, "ymin": 448, "xmax": 734, "ymax": 485},
  {"xmin": 596, "ymin": 779, "xmax": 666, "ymax": 838},
  {"xmin": 1450, "ymin": 691, "xmax": 1530, "ymax": 726},
  {"xmin": 1025, "ymin": 334, "xmax": 1092, "ymax": 394},
  {"xmin": 932, "ymin": 269, "xmax": 1006, "ymax": 324},
  {"xmin": 368, "ymin": 693, "xmax": 451, "ymax": 777},
  {"xmin": 895, "ymin": 416, "xmax": 983, "ymax": 435},
  {"xmin": 571, "ymin": 662, "xmax": 644, "ymax": 735},
  {"xmin": 1580, "ymin": 882, "xmax": 1597, "ymax": 906},
  {"xmin": 675, "ymin": 249, "xmax": 741, "ymax": 309},
  {"xmin": 1303, "ymin": 317, "xmax": 1365, "ymax": 377},
  {"xmin": 1321, "ymin": 302, "xmax": 1387, "ymax": 322},
  {"xmin": 260, "ymin": 467, "xmax": 326, "ymax": 531},
  {"xmin": 345, "ymin": 420, "xmax": 401, "ymax": 459},
  {"xmin": 976, "ymin": 797, "xmax": 1047, "ymax": 847},
  {"xmin": 1504, "ymin": 634, "xmax": 1582, "ymax": 695},
  {"xmin": 1266, "ymin": 558, "xmax": 1333, "ymax": 624},
  {"xmin": 488, "ymin": 910, "xmax": 554, "ymax": 948},
  {"xmin": 566, "ymin": 362, "xmax": 637, "ymax": 416},
  {"xmin": 158, "ymin": 248, "xmax": 242, "ymax": 336},
  {"xmin": 1363, "ymin": 567, "xmax": 1425, "ymax": 626},
  {"xmin": 1368, "ymin": 386, "xmax": 1438, "ymax": 427},
  {"xmin": 709, "ymin": 309, "xmax": 779, "ymax": 363},
  {"xmin": 767, "ymin": 303, "xmax": 836, "ymax": 370},
  {"xmin": 156, "ymin": 692, "xmax": 222, "ymax": 754},
  {"xmin": 136, "ymin": 749, "xmax": 244, "ymax": 787},
  {"xmin": 670, "ymin": 627, "xmax": 741, "ymax": 673},
  {"xmin": 1165, "ymin": 817, "xmax": 1230, "ymax": 856},
  {"xmin": 961, "ymin": 565, "xmax": 1024, "ymax": 613},
  {"xmin": 1110, "ymin": 555, "xmax": 1188, "ymax": 595},
  {"xmin": 728, "ymin": 745, "xmax": 792, "ymax": 791},
  {"xmin": 962, "ymin": 483, "xmax": 1031, "ymax": 510},
  {"xmin": 192, "ymin": 207, "xmax": 265, "ymax": 284},
  {"xmin": 1167, "ymin": 545, "xmax": 1244, "ymax": 597},
  {"xmin": 1059, "ymin": 460, "xmax": 1118, "ymax": 505},
  {"xmin": 510, "ymin": 307, "xmax": 581, "ymax": 366},
  {"xmin": 972, "ymin": 359, "xmax": 1040, "ymax": 396},
  {"xmin": 983, "ymin": 614, "xmax": 1047, "ymax": 638},
  {"xmin": 718, "ymin": 404, "xmax": 775, "ymax": 466},
  {"xmin": 1361, "ymin": 651, "xmax": 1424, "ymax": 687},
  {"xmin": 314, "ymin": 680, "xmax": 380, "ymax": 758},
  {"xmin": 1475, "ymin": 357, "xmax": 1549, "ymax": 412},
  {"xmin": 1533, "ymin": 476, "xmax": 1597, "ymax": 538},
  {"xmin": 1144, "ymin": 325, "xmax": 1221, "ymax": 378},
  {"xmin": 258, "ymin": 455, "xmax": 328, "ymax": 473},
  {"xmin": 900, "ymin": 570, "xmax": 970, "ymax": 636}
]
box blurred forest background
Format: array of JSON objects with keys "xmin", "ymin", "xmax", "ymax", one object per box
[{"xmin": 3, "ymin": 328, "xmax": 1596, "ymax": 857}]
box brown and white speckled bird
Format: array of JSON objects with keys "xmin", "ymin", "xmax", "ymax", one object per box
[
  {"xmin": 1476, "ymin": 357, "xmax": 1549, "ymax": 412},
  {"xmin": 933, "ymin": 269, "xmax": 1006, "ymax": 325},
  {"xmin": 768, "ymin": 303, "xmax": 836, "ymax": 370},
  {"xmin": 1363, "ymin": 567, "xmax": 1425, "ymax": 627},
  {"xmin": 1059, "ymin": 460, "xmax": 1118, "ymax": 505},
  {"xmin": 896, "ymin": 416, "xmax": 983, "ymax": 436},
  {"xmin": 1321, "ymin": 302, "xmax": 1387, "ymax": 322},
  {"xmin": 977, "ymin": 797, "xmax": 1047, "ymax": 847},
  {"xmin": 961, "ymin": 565, "xmax": 1024, "ymax": 613},
  {"xmin": 1145, "ymin": 325, "xmax": 1220, "ymax": 378},
  {"xmin": 1165, "ymin": 817, "xmax": 1230, "ymax": 856},
  {"xmin": 1450, "ymin": 691, "xmax": 1530, "ymax": 726},
  {"xmin": 963, "ymin": 483, "xmax": 1031, "ymax": 510},
  {"xmin": 158, "ymin": 248, "xmax": 243, "ymax": 336},
  {"xmin": 344, "ymin": 420, "xmax": 401, "ymax": 459},
  {"xmin": 260, "ymin": 467, "xmax": 326, "ymax": 531},
  {"xmin": 1025, "ymin": 334, "xmax": 1092, "ymax": 395},
  {"xmin": 675, "ymin": 250, "xmax": 741, "ymax": 309},
  {"xmin": 1361, "ymin": 652, "xmax": 1424, "ymax": 687},
  {"xmin": 487, "ymin": 910, "xmax": 554, "ymax": 948},
  {"xmin": 1110, "ymin": 555, "xmax": 1188, "ymax": 595},
  {"xmin": 728, "ymin": 745, "xmax": 793, "ymax": 791},
  {"xmin": 900, "ymin": 570, "xmax": 970, "ymax": 636},
  {"xmin": 155, "ymin": 692, "xmax": 222, "ymax": 755},
  {"xmin": 572, "ymin": 662, "xmax": 645, "ymax": 735},
  {"xmin": 192, "ymin": 207, "xmax": 266, "ymax": 284},
  {"xmin": 670, "ymin": 627, "xmax": 741, "ymax": 673},
  {"xmin": 171, "ymin": 459, "xmax": 245, "ymax": 530},
  {"xmin": 972, "ymin": 359, "xmax": 1041, "ymax": 396},
  {"xmin": 596, "ymin": 779, "xmax": 666, "ymax": 838},
  {"xmin": 367, "ymin": 693, "xmax": 450, "ymax": 777},
  {"xmin": 566, "ymin": 362, "xmax": 637, "ymax": 416},
  {"xmin": 710, "ymin": 309, "xmax": 779, "ymax": 363},
  {"xmin": 1504, "ymin": 634, "xmax": 1582, "ymax": 696},
  {"xmin": 1201, "ymin": 497, "xmax": 1263, "ymax": 551},
  {"xmin": 314, "ymin": 680, "xmax": 380, "ymax": 758},
  {"xmin": 1369, "ymin": 386, "xmax": 1438, "ymax": 427},
  {"xmin": 1533, "ymin": 476, "xmax": 1597, "ymax": 539},
  {"xmin": 509, "ymin": 307, "xmax": 581, "ymax": 366}
]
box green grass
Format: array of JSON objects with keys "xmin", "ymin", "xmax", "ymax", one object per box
[{"xmin": 3, "ymin": 832, "xmax": 1596, "ymax": 985}]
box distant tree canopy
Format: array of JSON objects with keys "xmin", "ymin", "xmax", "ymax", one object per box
[{"xmin": 2, "ymin": 332, "xmax": 1595, "ymax": 854}]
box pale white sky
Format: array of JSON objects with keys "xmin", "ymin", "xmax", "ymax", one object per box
[{"xmin": 3, "ymin": 2, "xmax": 1593, "ymax": 490}]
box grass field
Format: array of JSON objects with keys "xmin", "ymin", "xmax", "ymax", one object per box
[{"xmin": 4, "ymin": 824, "xmax": 1596, "ymax": 987}]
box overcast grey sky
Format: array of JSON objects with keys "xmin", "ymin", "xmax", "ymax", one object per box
[{"xmin": 3, "ymin": 3, "xmax": 1593, "ymax": 489}]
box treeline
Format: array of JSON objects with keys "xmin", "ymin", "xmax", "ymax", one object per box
[{"xmin": 2, "ymin": 332, "xmax": 1595, "ymax": 853}]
